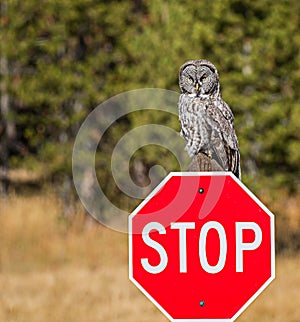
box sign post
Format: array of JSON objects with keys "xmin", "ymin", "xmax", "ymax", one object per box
[{"xmin": 129, "ymin": 172, "xmax": 275, "ymax": 322}]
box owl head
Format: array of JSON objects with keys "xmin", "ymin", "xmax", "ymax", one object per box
[{"xmin": 179, "ymin": 59, "xmax": 220, "ymax": 97}]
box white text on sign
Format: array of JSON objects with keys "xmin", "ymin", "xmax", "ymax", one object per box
[{"xmin": 141, "ymin": 221, "xmax": 262, "ymax": 274}]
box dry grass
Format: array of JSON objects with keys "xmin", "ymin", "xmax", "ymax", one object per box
[{"xmin": 0, "ymin": 194, "xmax": 300, "ymax": 322}]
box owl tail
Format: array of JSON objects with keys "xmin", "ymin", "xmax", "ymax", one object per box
[
  {"xmin": 210, "ymin": 134, "xmax": 230, "ymax": 172},
  {"xmin": 232, "ymin": 150, "xmax": 241, "ymax": 180},
  {"xmin": 210, "ymin": 135, "xmax": 241, "ymax": 180}
]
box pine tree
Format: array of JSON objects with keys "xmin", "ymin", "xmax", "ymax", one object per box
[{"xmin": 1, "ymin": 0, "xmax": 299, "ymax": 201}]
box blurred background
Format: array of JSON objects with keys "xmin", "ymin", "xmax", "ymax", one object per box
[{"xmin": 0, "ymin": 1, "xmax": 300, "ymax": 321}]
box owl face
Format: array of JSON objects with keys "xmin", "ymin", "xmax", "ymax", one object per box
[{"xmin": 179, "ymin": 60, "xmax": 219, "ymax": 97}]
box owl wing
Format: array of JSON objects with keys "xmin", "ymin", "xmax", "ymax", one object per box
[{"xmin": 206, "ymin": 99, "xmax": 241, "ymax": 179}]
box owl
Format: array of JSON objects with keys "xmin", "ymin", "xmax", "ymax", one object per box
[{"xmin": 178, "ymin": 59, "xmax": 241, "ymax": 179}]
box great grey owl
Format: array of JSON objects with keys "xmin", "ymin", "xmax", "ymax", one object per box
[{"xmin": 178, "ymin": 59, "xmax": 241, "ymax": 179}]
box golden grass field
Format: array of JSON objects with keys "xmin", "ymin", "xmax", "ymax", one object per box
[{"xmin": 0, "ymin": 194, "xmax": 300, "ymax": 322}]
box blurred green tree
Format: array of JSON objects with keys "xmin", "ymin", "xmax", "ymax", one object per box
[{"xmin": 0, "ymin": 0, "xmax": 299, "ymax": 203}]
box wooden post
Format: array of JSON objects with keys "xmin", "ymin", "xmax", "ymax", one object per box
[{"xmin": 187, "ymin": 152, "xmax": 224, "ymax": 172}]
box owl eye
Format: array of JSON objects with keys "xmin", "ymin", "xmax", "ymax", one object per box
[
  {"xmin": 188, "ymin": 76, "xmax": 194, "ymax": 83},
  {"xmin": 201, "ymin": 75, "xmax": 207, "ymax": 81}
]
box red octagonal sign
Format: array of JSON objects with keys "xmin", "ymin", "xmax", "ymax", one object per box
[{"xmin": 129, "ymin": 172, "xmax": 275, "ymax": 322}]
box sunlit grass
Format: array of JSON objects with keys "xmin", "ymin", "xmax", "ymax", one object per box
[{"xmin": 0, "ymin": 194, "xmax": 299, "ymax": 321}]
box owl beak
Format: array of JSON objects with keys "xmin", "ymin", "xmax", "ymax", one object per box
[{"xmin": 195, "ymin": 82, "xmax": 199, "ymax": 91}]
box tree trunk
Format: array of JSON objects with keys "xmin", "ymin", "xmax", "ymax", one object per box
[
  {"xmin": 0, "ymin": 56, "xmax": 10, "ymax": 196},
  {"xmin": 0, "ymin": 2, "xmax": 16, "ymax": 196}
]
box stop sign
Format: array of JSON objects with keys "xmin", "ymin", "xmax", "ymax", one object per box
[{"xmin": 128, "ymin": 172, "xmax": 275, "ymax": 322}]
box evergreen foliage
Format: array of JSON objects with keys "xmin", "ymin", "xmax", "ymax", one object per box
[{"xmin": 1, "ymin": 0, "xmax": 300, "ymax": 199}]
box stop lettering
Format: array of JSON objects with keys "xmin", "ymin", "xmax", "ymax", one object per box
[{"xmin": 141, "ymin": 220, "xmax": 262, "ymax": 274}]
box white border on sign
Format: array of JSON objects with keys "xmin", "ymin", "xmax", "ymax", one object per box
[{"xmin": 128, "ymin": 172, "xmax": 276, "ymax": 322}]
